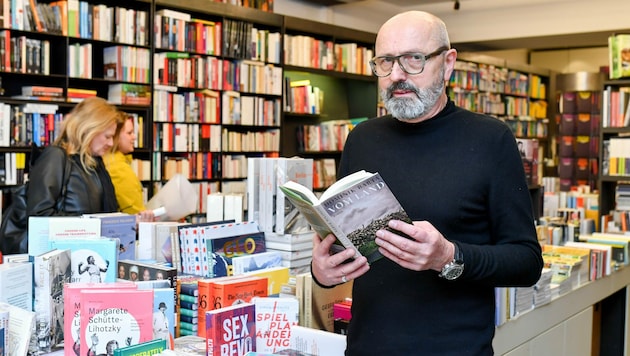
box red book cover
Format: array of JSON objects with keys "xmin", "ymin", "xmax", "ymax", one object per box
[
  {"xmin": 197, "ymin": 275, "xmax": 267, "ymax": 338},
  {"xmin": 206, "ymin": 302, "xmax": 255, "ymax": 356},
  {"xmin": 79, "ymin": 288, "xmax": 153, "ymax": 356}
]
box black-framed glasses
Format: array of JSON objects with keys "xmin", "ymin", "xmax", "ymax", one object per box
[{"xmin": 369, "ymin": 46, "xmax": 450, "ymax": 77}]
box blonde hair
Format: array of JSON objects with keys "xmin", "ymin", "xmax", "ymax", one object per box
[{"xmin": 54, "ymin": 97, "xmax": 125, "ymax": 171}]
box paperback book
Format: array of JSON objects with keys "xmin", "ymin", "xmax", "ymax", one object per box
[
  {"xmin": 63, "ymin": 282, "xmax": 138, "ymax": 356},
  {"xmin": 49, "ymin": 237, "xmax": 118, "ymax": 283},
  {"xmin": 83, "ymin": 212, "xmax": 137, "ymax": 261},
  {"xmin": 113, "ymin": 338, "xmax": 167, "ymax": 356},
  {"xmin": 31, "ymin": 248, "xmax": 71, "ymax": 352},
  {"xmin": 79, "ymin": 288, "xmax": 153, "ymax": 356},
  {"xmin": 206, "ymin": 302, "xmax": 256, "ymax": 356},
  {"xmin": 253, "ymin": 297, "xmax": 299, "ymax": 353},
  {"xmin": 279, "ymin": 170, "xmax": 411, "ymax": 263}
]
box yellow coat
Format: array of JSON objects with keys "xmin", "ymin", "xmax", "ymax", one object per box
[{"xmin": 104, "ymin": 151, "xmax": 145, "ymax": 214}]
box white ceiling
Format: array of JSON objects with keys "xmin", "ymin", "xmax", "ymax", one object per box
[{"xmin": 280, "ymin": 0, "xmax": 630, "ymax": 51}]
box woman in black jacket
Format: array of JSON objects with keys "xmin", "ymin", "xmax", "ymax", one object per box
[{"xmin": 27, "ymin": 97, "xmax": 122, "ymax": 219}]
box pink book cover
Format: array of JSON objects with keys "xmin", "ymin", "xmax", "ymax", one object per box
[
  {"xmin": 206, "ymin": 302, "xmax": 256, "ymax": 356},
  {"xmin": 63, "ymin": 282, "xmax": 137, "ymax": 356},
  {"xmin": 78, "ymin": 288, "xmax": 153, "ymax": 356}
]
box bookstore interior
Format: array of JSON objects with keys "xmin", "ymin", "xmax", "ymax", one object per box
[{"xmin": 0, "ymin": 0, "xmax": 630, "ymax": 355}]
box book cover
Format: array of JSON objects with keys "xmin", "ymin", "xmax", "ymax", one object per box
[
  {"xmin": 295, "ymin": 272, "xmax": 353, "ymax": 332},
  {"xmin": 197, "ymin": 275, "xmax": 268, "ymax": 338},
  {"xmin": 79, "ymin": 288, "xmax": 153, "ymax": 356},
  {"xmin": 279, "ymin": 170, "xmax": 412, "ymax": 264},
  {"xmin": 28, "ymin": 216, "xmax": 101, "ymax": 257},
  {"xmin": 253, "ymin": 297, "xmax": 299, "ymax": 353},
  {"xmin": 113, "ymin": 338, "xmax": 167, "ymax": 356},
  {"xmin": 31, "ymin": 248, "xmax": 71, "ymax": 352},
  {"xmin": 117, "ymin": 260, "xmax": 178, "ymax": 289},
  {"xmin": 206, "ymin": 231, "xmax": 267, "ymax": 278},
  {"xmin": 84, "ymin": 213, "xmax": 137, "ymax": 261},
  {"xmin": 0, "ymin": 262, "xmax": 33, "ymax": 311},
  {"xmin": 274, "ymin": 157, "xmax": 314, "ymax": 235},
  {"xmin": 63, "ymin": 282, "xmax": 138, "ymax": 356},
  {"xmin": 49, "ymin": 237, "xmax": 118, "ymax": 283},
  {"xmin": 0, "ymin": 302, "xmax": 36, "ymax": 356},
  {"xmin": 289, "ymin": 325, "xmax": 346, "ymax": 356},
  {"xmin": 137, "ymin": 221, "xmax": 188, "ymax": 264},
  {"xmin": 152, "ymin": 287, "xmax": 176, "ymax": 349},
  {"xmin": 232, "ymin": 251, "xmax": 283, "ymax": 276},
  {"xmin": 206, "ymin": 302, "xmax": 256, "ymax": 356},
  {"xmin": 0, "ymin": 306, "xmax": 7, "ymax": 355},
  {"xmin": 243, "ymin": 266, "xmax": 291, "ymax": 296}
]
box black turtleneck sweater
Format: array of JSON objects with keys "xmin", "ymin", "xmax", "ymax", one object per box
[{"xmin": 338, "ymin": 100, "xmax": 543, "ymax": 356}]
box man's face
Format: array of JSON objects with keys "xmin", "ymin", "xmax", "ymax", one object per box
[{"xmin": 374, "ymin": 21, "xmax": 451, "ymax": 121}]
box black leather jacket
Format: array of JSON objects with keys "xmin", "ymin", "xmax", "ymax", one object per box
[{"xmin": 27, "ymin": 146, "xmax": 118, "ymax": 216}]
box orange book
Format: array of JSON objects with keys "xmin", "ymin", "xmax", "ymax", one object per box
[
  {"xmin": 197, "ymin": 275, "xmax": 267, "ymax": 338},
  {"xmin": 50, "ymin": 1, "xmax": 68, "ymax": 36},
  {"xmin": 29, "ymin": 0, "xmax": 44, "ymax": 32}
]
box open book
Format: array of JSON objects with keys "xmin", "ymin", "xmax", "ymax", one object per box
[{"xmin": 279, "ymin": 170, "xmax": 411, "ymax": 264}]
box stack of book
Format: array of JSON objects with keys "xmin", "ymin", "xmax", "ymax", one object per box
[
  {"xmin": 265, "ymin": 231, "xmax": 314, "ymax": 275},
  {"xmin": 18, "ymin": 85, "xmax": 64, "ymax": 101},
  {"xmin": 177, "ymin": 275, "xmax": 203, "ymax": 337}
]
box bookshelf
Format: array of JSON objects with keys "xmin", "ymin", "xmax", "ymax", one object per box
[
  {"xmin": 599, "ymin": 78, "xmax": 630, "ymax": 228},
  {"xmin": 281, "ymin": 16, "xmax": 378, "ymax": 190}
]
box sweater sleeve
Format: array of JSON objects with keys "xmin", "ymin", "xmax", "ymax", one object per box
[{"xmin": 105, "ymin": 152, "xmax": 145, "ymax": 214}]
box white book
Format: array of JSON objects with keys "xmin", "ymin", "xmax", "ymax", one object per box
[
  {"xmin": 290, "ymin": 325, "xmax": 347, "ymax": 356},
  {"xmin": 266, "ymin": 240, "xmax": 313, "ymax": 252},
  {"xmin": 0, "ymin": 262, "xmax": 33, "ymax": 311},
  {"xmin": 206, "ymin": 193, "xmax": 225, "ymax": 222},
  {"xmin": 247, "ymin": 157, "xmax": 262, "ymax": 224},
  {"xmin": 224, "ymin": 193, "xmax": 244, "ymax": 223},
  {"xmin": 231, "ymin": 251, "xmax": 283, "ymax": 275},
  {"xmin": 0, "ymin": 302, "xmax": 36, "ymax": 356},
  {"xmin": 265, "ymin": 231, "xmax": 316, "ymax": 244},
  {"xmin": 253, "ymin": 297, "xmax": 299, "ymax": 353},
  {"xmin": 274, "ymin": 157, "xmax": 313, "ymax": 235},
  {"xmin": 155, "ymin": 8, "xmax": 191, "ymax": 21},
  {"xmin": 0, "ymin": 103, "xmax": 10, "ymax": 146}
]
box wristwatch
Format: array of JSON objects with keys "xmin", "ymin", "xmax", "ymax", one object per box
[{"xmin": 439, "ymin": 241, "xmax": 464, "ymax": 280}]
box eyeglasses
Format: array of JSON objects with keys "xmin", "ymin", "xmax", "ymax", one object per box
[{"xmin": 369, "ymin": 46, "xmax": 450, "ymax": 77}]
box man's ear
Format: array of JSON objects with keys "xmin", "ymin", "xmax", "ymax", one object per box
[{"xmin": 443, "ymin": 48, "xmax": 458, "ymax": 81}]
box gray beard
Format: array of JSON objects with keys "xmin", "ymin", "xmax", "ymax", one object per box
[{"xmin": 381, "ymin": 73, "xmax": 445, "ymax": 121}]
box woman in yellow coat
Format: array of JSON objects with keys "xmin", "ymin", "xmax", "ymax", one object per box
[{"xmin": 105, "ymin": 114, "xmax": 154, "ymax": 222}]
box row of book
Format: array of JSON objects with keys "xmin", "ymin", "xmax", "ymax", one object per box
[
  {"xmin": 154, "ymin": 123, "xmax": 221, "ymax": 154},
  {"xmin": 283, "ymin": 34, "xmax": 373, "ymax": 76},
  {"xmin": 602, "ymin": 86, "xmax": 630, "ymax": 128},
  {"xmin": 496, "ymin": 235, "xmax": 630, "ymax": 326},
  {"xmin": 296, "ymin": 118, "xmax": 367, "ymax": 153},
  {"xmin": 5, "ymin": 0, "xmax": 151, "ymax": 46},
  {"xmin": 155, "ymin": 9, "xmax": 280, "ymax": 64},
  {"xmin": 221, "ymin": 90, "xmax": 282, "ymax": 126},
  {"xmin": 221, "ymin": 127, "xmax": 281, "ymax": 153},
  {"xmin": 0, "ymin": 31, "xmax": 50, "ymax": 75},
  {"xmin": 602, "ymin": 137, "xmax": 630, "ymax": 176}
]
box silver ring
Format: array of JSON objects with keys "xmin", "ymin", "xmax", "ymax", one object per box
[{"xmin": 341, "ymin": 275, "xmax": 347, "ymax": 283}]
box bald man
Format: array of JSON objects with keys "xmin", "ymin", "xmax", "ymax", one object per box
[{"xmin": 310, "ymin": 11, "xmax": 543, "ymax": 355}]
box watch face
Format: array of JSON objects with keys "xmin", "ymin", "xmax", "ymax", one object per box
[{"xmin": 441, "ymin": 263, "xmax": 464, "ymax": 280}]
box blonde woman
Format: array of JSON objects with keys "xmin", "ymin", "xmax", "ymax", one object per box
[{"xmin": 26, "ymin": 97, "xmax": 123, "ymax": 221}]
